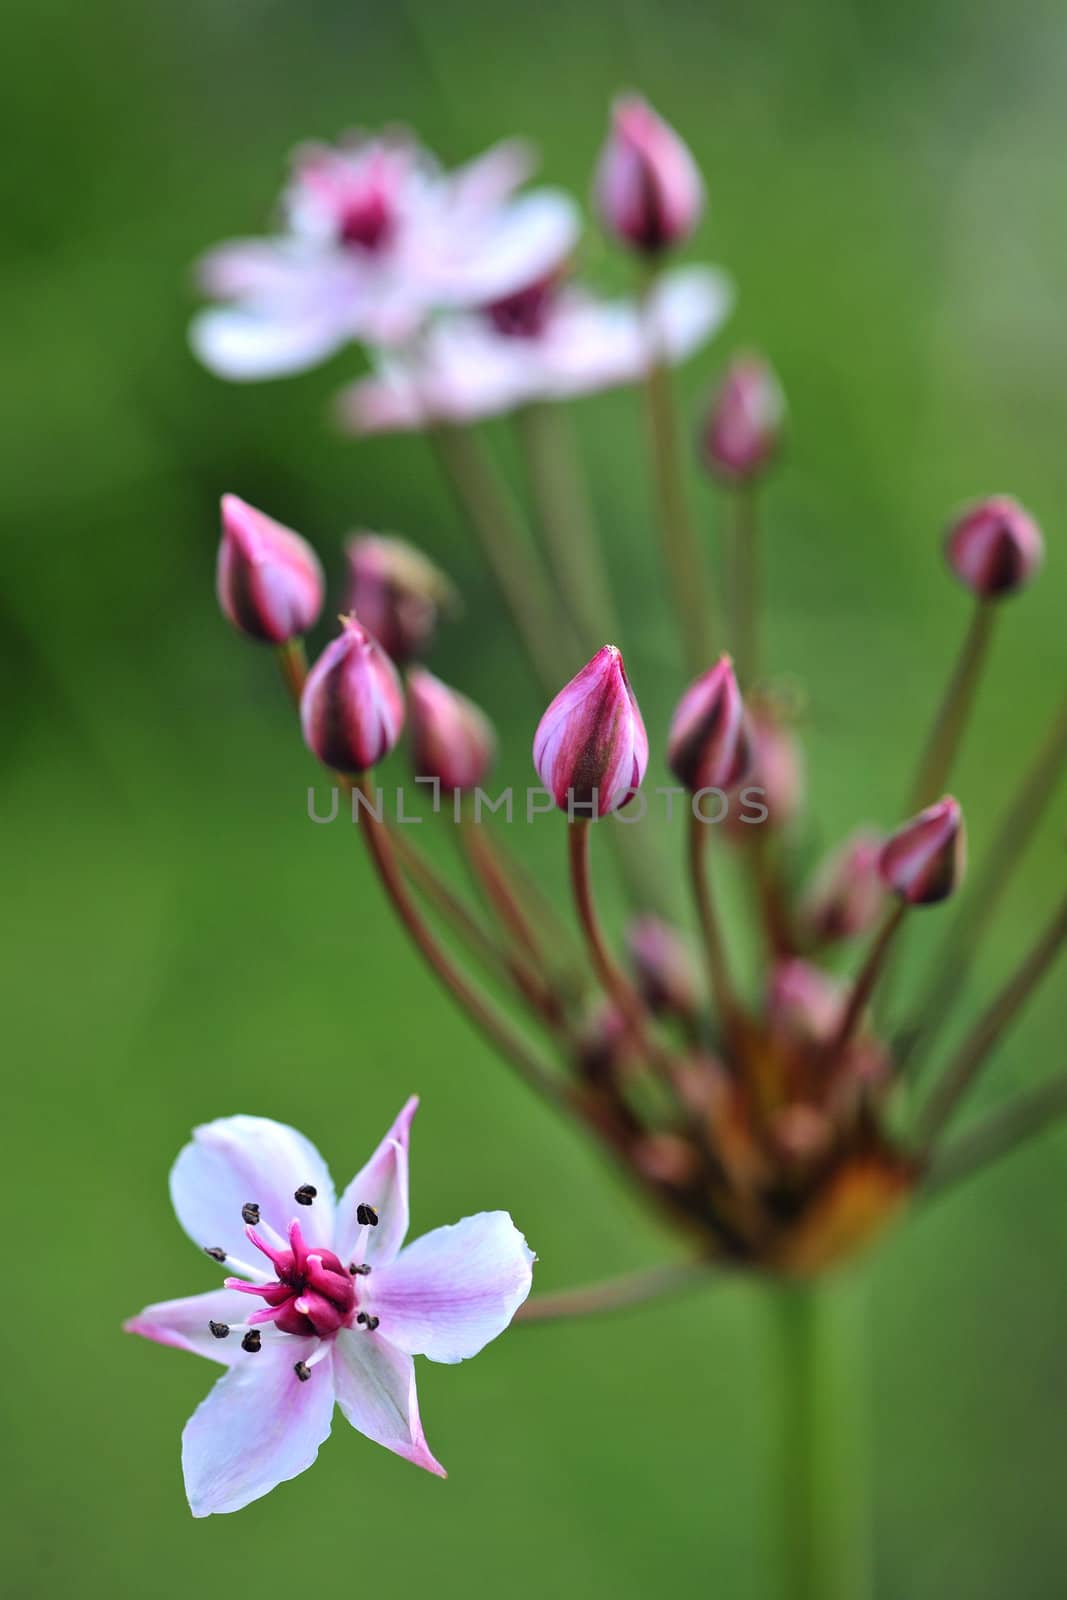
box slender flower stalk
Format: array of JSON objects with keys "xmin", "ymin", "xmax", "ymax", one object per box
[
  {"xmin": 514, "ymin": 400, "xmax": 622, "ymax": 651},
  {"xmin": 353, "ymin": 774, "xmax": 569, "ymax": 1110},
  {"xmin": 517, "ymin": 1258, "xmax": 714, "ymax": 1323},
  {"xmin": 727, "ymin": 483, "xmax": 761, "ymax": 688},
  {"xmin": 824, "ymin": 902, "xmax": 907, "ymax": 1064},
  {"xmin": 429, "ymin": 424, "xmax": 579, "ymax": 692},
  {"xmin": 908, "ymin": 597, "xmax": 995, "ymax": 811},
  {"xmin": 924, "ymin": 1068, "xmax": 1067, "ymax": 1197},
  {"xmin": 642, "ymin": 303, "xmax": 716, "ymax": 676},
  {"xmin": 901, "ymin": 691, "xmax": 1067, "ymax": 1072},
  {"xmin": 688, "ymin": 813, "xmax": 745, "ymax": 1048},
  {"xmin": 916, "ymin": 889, "xmax": 1067, "ymax": 1150}
]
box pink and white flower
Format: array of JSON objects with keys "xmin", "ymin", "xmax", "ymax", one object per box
[
  {"xmin": 336, "ymin": 266, "xmax": 733, "ymax": 433},
  {"xmin": 191, "ymin": 132, "xmax": 580, "ymax": 380},
  {"xmin": 125, "ymin": 1100, "xmax": 535, "ymax": 1515}
]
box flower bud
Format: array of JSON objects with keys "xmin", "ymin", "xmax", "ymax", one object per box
[
  {"xmin": 878, "ymin": 796, "xmax": 965, "ymax": 906},
  {"xmin": 944, "ymin": 496, "xmax": 1043, "ymax": 598},
  {"xmin": 344, "ymin": 534, "xmax": 457, "ymax": 665},
  {"xmin": 725, "ymin": 703, "xmax": 804, "ymax": 839},
  {"xmin": 300, "ymin": 616, "xmax": 405, "ymax": 774},
  {"xmin": 407, "ymin": 668, "xmax": 495, "ymax": 794},
  {"xmin": 217, "ymin": 494, "xmax": 324, "ymax": 644},
  {"xmin": 668, "ymin": 655, "xmax": 753, "ymax": 794},
  {"xmin": 768, "ymin": 959, "xmax": 844, "ymax": 1047},
  {"xmin": 626, "ymin": 916, "xmax": 700, "ymax": 1017},
  {"xmin": 701, "ymin": 355, "xmax": 784, "ymax": 483},
  {"xmin": 799, "ymin": 829, "xmax": 886, "ymax": 944},
  {"xmin": 533, "ymin": 645, "xmax": 648, "ymax": 817},
  {"xmin": 594, "ymin": 96, "xmax": 704, "ymax": 255}
]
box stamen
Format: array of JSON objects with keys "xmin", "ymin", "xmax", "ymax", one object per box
[
  {"xmin": 356, "ymin": 1312, "xmax": 380, "ymax": 1332},
  {"xmin": 356, "ymin": 1203, "xmax": 378, "ymax": 1227},
  {"xmin": 209, "ymin": 1321, "xmax": 230, "ymax": 1339},
  {"xmin": 294, "ymin": 1360, "xmax": 311, "ymax": 1381},
  {"xmin": 204, "ymin": 1246, "xmax": 227, "ymax": 1262},
  {"xmin": 349, "ymin": 1262, "xmax": 371, "ymax": 1275},
  {"xmin": 241, "ymin": 1202, "xmax": 260, "ymax": 1225},
  {"xmin": 294, "ymin": 1184, "xmax": 317, "ymax": 1206},
  {"xmin": 241, "ymin": 1330, "xmax": 262, "ymax": 1353}
]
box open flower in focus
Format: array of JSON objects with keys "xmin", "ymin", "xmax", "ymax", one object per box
[
  {"xmin": 336, "ymin": 266, "xmax": 732, "ymax": 433},
  {"xmin": 191, "ymin": 132, "xmax": 580, "ymax": 379},
  {"xmin": 125, "ymin": 1101, "xmax": 535, "ymax": 1514}
]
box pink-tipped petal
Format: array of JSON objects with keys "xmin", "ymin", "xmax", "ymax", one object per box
[
  {"xmin": 300, "ymin": 616, "xmax": 406, "ymax": 774},
  {"xmin": 123, "ymin": 1287, "xmax": 257, "ymax": 1366},
  {"xmin": 335, "ymin": 1097, "xmax": 418, "ymax": 1267},
  {"xmin": 879, "ymin": 797, "xmax": 966, "ymax": 906},
  {"xmin": 533, "ymin": 645, "xmax": 648, "ymax": 817},
  {"xmin": 332, "ymin": 1328, "xmax": 446, "ymax": 1477},
  {"xmin": 407, "ymin": 668, "xmax": 496, "ymax": 793},
  {"xmin": 945, "ymin": 496, "xmax": 1043, "ymax": 598},
  {"xmin": 702, "ymin": 355, "xmax": 785, "ymax": 483},
  {"xmin": 170, "ymin": 1115, "xmax": 336, "ymax": 1264},
  {"xmin": 181, "ymin": 1335, "xmax": 334, "ymax": 1516},
  {"xmin": 217, "ymin": 494, "xmax": 324, "ymax": 644},
  {"xmin": 364, "ymin": 1212, "xmax": 534, "ymax": 1365},
  {"xmin": 668, "ymin": 655, "xmax": 753, "ymax": 794},
  {"xmin": 595, "ymin": 95, "xmax": 704, "ymax": 254}
]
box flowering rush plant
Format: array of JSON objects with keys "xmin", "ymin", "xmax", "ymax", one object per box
[{"xmin": 129, "ymin": 92, "xmax": 1066, "ymax": 1590}]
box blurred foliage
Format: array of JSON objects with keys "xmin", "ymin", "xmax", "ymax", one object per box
[{"xmin": 4, "ymin": 0, "xmax": 1067, "ymax": 1594}]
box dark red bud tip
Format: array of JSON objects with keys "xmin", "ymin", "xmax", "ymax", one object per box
[
  {"xmin": 878, "ymin": 796, "xmax": 966, "ymax": 905},
  {"xmin": 594, "ymin": 95, "xmax": 704, "ymax": 256},
  {"xmin": 945, "ymin": 496, "xmax": 1043, "ymax": 599},
  {"xmin": 217, "ymin": 495, "xmax": 324, "ymax": 644},
  {"xmin": 533, "ymin": 645, "xmax": 649, "ymax": 818},
  {"xmin": 300, "ymin": 615, "xmax": 406, "ymax": 774},
  {"xmin": 407, "ymin": 668, "xmax": 496, "ymax": 793},
  {"xmin": 343, "ymin": 534, "xmax": 458, "ymax": 665},
  {"xmin": 667, "ymin": 655, "xmax": 753, "ymax": 794},
  {"xmin": 702, "ymin": 356, "xmax": 785, "ymax": 483}
]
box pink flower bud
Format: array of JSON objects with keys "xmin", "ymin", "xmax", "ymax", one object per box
[
  {"xmin": 217, "ymin": 494, "xmax": 324, "ymax": 644},
  {"xmin": 799, "ymin": 829, "xmax": 886, "ymax": 944},
  {"xmin": 878, "ymin": 796, "xmax": 966, "ymax": 906},
  {"xmin": 407, "ymin": 668, "xmax": 495, "ymax": 794},
  {"xmin": 344, "ymin": 534, "xmax": 457, "ymax": 666},
  {"xmin": 768, "ymin": 959, "xmax": 844, "ymax": 1046},
  {"xmin": 533, "ymin": 645, "xmax": 648, "ymax": 817},
  {"xmin": 944, "ymin": 496, "xmax": 1043, "ymax": 598},
  {"xmin": 594, "ymin": 96, "xmax": 704, "ymax": 255},
  {"xmin": 300, "ymin": 616, "xmax": 405, "ymax": 774},
  {"xmin": 668, "ymin": 655, "xmax": 753, "ymax": 794},
  {"xmin": 626, "ymin": 916, "xmax": 700, "ymax": 1016},
  {"xmin": 702, "ymin": 355, "xmax": 785, "ymax": 483}
]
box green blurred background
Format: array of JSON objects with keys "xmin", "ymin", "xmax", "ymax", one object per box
[{"xmin": 5, "ymin": 0, "xmax": 1067, "ymax": 1593}]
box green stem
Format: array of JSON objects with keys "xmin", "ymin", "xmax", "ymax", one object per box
[
  {"xmin": 641, "ymin": 279, "xmax": 716, "ymax": 677},
  {"xmin": 429, "ymin": 424, "xmax": 577, "ymax": 694},
  {"xmin": 772, "ymin": 1282, "xmax": 871, "ymax": 1600},
  {"xmin": 908, "ymin": 598, "xmax": 996, "ymax": 812},
  {"xmin": 515, "ymin": 401, "xmax": 623, "ymax": 653}
]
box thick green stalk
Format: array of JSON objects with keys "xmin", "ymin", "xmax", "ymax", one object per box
[{"xmin": 771, "ymin": 1281, "xmax": 872, "ymax": 1600}]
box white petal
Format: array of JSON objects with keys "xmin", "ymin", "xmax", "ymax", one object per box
[
  {"xmin": 448, "ymin": 138, "xmax": 535, "ymax": 213},
  {"xmin": 333, "ymin": 1327, "xmax": 445, "ymax": 1476},
  {"xmin": 189, "ymin": 305, "xmax": 350, "ymax": 381},
  {"xmin": 335, "ymin": 1097, "xmax": 418, "ymax": 1266},
  {"xmin": 181, "ymin": 1335, "xmax": 334, "ymax": 1516},
  {"xmin": 421, "ymin": 190, "xmax": 581, "ymax": 306},
  {"xmin": 645, "ymin": 265, "xmax": 735, "ymax": 364},
  {"xmin": 366, "ymin": 1212, "xmax": 534, "ymax": 1365},
  {"xmin": 124, "ymin": 1286, "xmax": 257, "ymax": 1366},
  {"xmin": 169, "ymin": 1115, "xmax": 336, "ymax": 1262}
]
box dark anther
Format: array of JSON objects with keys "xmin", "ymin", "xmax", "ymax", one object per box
[
  {"xmin": 294, "ymin": 1184, "xmax": 317, "ymax": 1206},
  {"xmin": 356, "ymin": 1203, "xmax": 378, "ymax": 1227},
  {"xmin": 356, "ymin": 1312, "xmax": 380, "ymax": 1331},
  {"xmin": 241, "ymin": 1330, "xmax": 262, "ymax": 1353},
  {"xmin": 241, "ymin": 1202, "xmax": 260, "ymax": 1225},
  {"xmin": 349, "ymin": 1262, "xmax": 372, "ymax": 1275},
  {"xmin": 294, "ymin": 1361, "xmax": 311, "ymax": 1382},
  {"xmin": 209, "ymin": 1321, "xmax": 230, "ymax": 1339},
  {"xmin": 204, "ymin": 1246, "xmax": 227, "ymax": 1262}
]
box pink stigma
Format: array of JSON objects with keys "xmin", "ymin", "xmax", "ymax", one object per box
[{"xmin": 230, "ymin": 1216, "xmax": 357, "ymax": 1337}]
